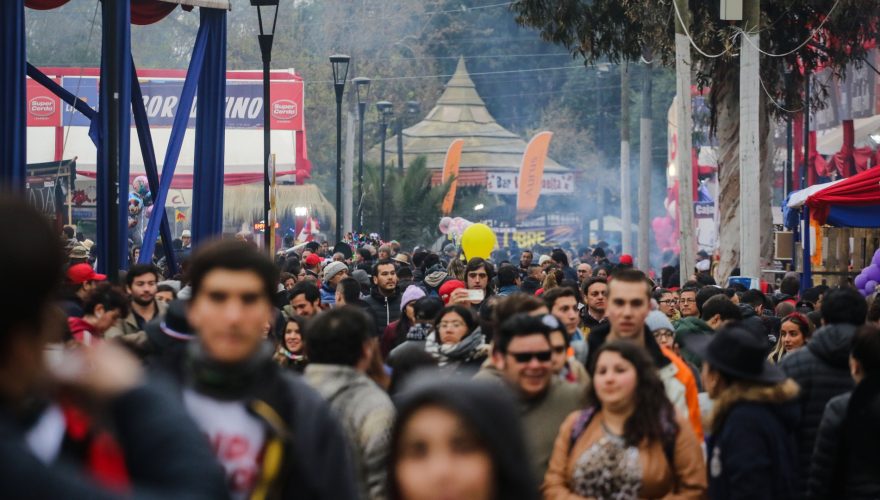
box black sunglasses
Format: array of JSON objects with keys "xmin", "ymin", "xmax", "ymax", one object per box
[{"xmin": 508, "ymin": 350, "xmax": 553, "ymax": 363}]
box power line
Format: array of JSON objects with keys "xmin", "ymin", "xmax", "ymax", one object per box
[{"xmin": 304, "ymin": 64, "xmax": 585, "ymax": 85}]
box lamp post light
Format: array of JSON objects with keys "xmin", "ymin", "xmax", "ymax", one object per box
[
  {"xmin": 251, "ymin": 0, "xmax": 280, "ymax": 254},
  {"xmin": 376, "ymin": 100, "xmax": 393, "ymax": 237},
  {"xmin": 352, "ymin": 76, "xmax": 371, "ymax": 235},
  {"xmin": 330, "ymin": 54, "xmax": 351, "ymax": 244},
  {"xmin": 395, "ymin": 100, "xmax": 420, "ymax": 174}
]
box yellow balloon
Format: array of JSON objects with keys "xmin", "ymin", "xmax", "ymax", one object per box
[{"xmin": 460, "ymin": 223, "xmax": 498, "ymax": 260}]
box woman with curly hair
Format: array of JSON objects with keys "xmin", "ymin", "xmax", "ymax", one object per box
[{"xmin": 544, "ymin": 341, "xmax": 706, "ymax": 499}]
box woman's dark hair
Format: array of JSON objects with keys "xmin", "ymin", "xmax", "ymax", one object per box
[
  {"xmin": 83, "ymin": 283, "xmax": 130, "ymax": 317},
  {"xmin": 852, "ymin": 324, "xmax": 880, "ymax": 377},
  {"xmin": 781, "ymin": 312, "xmax": 814, "ymax": 340},
  {"xmin": 278, "ymin": 315, "xmax": 308, "ymax": 352},
  {"xmin": 434, "ymin": 305, "xmax": 477, "ymax": 337},
  {"xmin": 388, "ymin": 375, "xmax": 540, "ymax": 500},
  {"xmin": 587, "ymin": 341, "xmax": 679, "ymax": 449}
]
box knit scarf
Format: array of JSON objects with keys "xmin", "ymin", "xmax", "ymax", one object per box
[
  {"xmin": 425, "ymin": 330, "xmax": 487, "ymax": 367},
  {"xmin": 186, "ymin": 341, "xmax": 275, "ymax": 401},
  {"xmin": 405, "ymin": 323, "xmax": 433, "ymax": 342}
]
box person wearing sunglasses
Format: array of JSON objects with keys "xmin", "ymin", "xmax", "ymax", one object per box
[{"xmin": 476, "ymin": 312, "xmax": 585, "ymax": 483}]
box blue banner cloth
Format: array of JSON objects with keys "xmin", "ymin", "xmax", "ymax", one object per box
[
  {"xmin": 191, "ymin": 7, "xmax": 227, "ymax": 245},
  {"xmin": 138, "ymin": 16, "xmax": 209, "ymax": 264},
  {"xmin": 0, "ymin": 0, "xmax": 27, "ymax": 191},
  {"xmin": 131, "ymin": 64, "xmax": 178, "ymax": 274}
]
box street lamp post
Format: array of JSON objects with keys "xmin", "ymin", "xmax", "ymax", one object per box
[
  {"xmin": 330, "ymin": 54, "xmax": 350, "ymax": 244},
  {"xmin": 352, "ymin": 77, "xmax": 371, "ymax": 235},
  {"xmin": 251, "ymin": 0, "xmax": 280, "ymax": 255},
  {"xmin": 396, "ymin": 100, "xmax": 420, "ymax": 174},
  {"xmin": 376, "ymin": 100, "xmax": 393, "ymax": 237}
]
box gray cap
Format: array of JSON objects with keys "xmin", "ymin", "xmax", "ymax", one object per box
[
  {"xmin": 322, "ymin": 261, "xmax": 349, "ymax": 282},
  {"xmin": 352, "ymin": 269, "xmax": 371, "ymax": 287}
]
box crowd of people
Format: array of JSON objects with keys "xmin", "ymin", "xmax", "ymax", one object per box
[{"xmin": 3, "ymin": 194, "xmax": 880, "ymax": 499}]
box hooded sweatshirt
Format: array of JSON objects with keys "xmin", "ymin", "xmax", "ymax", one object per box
[{"xmin": 780, "ymin": 323, "xmax": 857, "ymax": 496}]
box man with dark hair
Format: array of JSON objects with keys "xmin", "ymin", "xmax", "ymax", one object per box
[
  {"xmin": 180, "ymin": 240, "xmax": 357, "ymax": 499},
  {"xmin": 284, "ymin": 281, "xmax": 322, "ymax": 320},
  {"xmin": 781, "ymin": 287, "xmax": 868, "ymax": 496},
  {"xmin": 465, "ymin": 257, "xmax": 493, "ymax": 295},
  {"xmin": 779, "ymin": 275, "xmax": 800, "ymax": 302},
  {"xmin": 59, "ymin": 263, "xmax": 107, "ymax": 318},
  {"xmin": 580, "ymin": 277, "xmax": 608, "ymax": 332},
  {"xmin": 0, "ymin": 197, "xmax": 227, "ymax": 497},
  {"xmin": 678, "ymin": 286, "xmax": 700, "ymax": 318},
  {"xmin": 519, "ymin": 250, "xmax": 534, "ymax": 277},
  {"xmin": 476, "ymin": 313, "xmax": 584, "ymax": 481},
  {"xmin": 335, "ymin": 277, "xmax": 367, "ymax": 308},
  {"xmin": 67, "ymin": 284, "xmax": 129, "ymax": 346},
  {"xmin": 304, "ymin": 307, "xmax": 395, "ymax": 500},
  {"xmin": 700, "ymin": 295, "xmax": 743, "ymax": 330},
  {"xmin": 738, "ymin": 288, "xmax": 773, "ymax": 340},
  {"xmin": 695, "ymin": 286, "xmax": 725, "ymax": 317},
  {"xmin": 654, "ymin": 287, "xmax": 680, "ymax": 320},
  {"xmin": 363, "ymin": 259, "xmax": 401, "ymax": 337},
  {"xmin": 495, "ymin": 263, "xmax": 521, "ymax": 297},
  {"xmin": 106, "ymin": 263, "xmax": 166, "ymax": 350},
  {"xmin": 542, "ymin": 287, "xmax": 588, "ymax": 364},
  {"xmin": 589, "ymin": 269, "xmax": 703, "ymax": 440},
  {"xmin": 521, "ymin": 263, "xmax": 545, "ymax": 295}
]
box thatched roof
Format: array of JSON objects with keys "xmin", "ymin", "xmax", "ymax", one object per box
[
  {"xmin": 223, "ymin": 184, "xmax": 335, "ymax": 223},
  {"xmin": 368, "ymin": 57, "xmax": 567, "ymax": 174}
]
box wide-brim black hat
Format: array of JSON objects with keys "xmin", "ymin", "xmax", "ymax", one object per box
[
  {"xmin": 684, "ymin": 324, "xmax": 785, "ymax": 385},
  {"xmin": 333, "ymin": 241, "xmax": 353, "ymax": 260}
]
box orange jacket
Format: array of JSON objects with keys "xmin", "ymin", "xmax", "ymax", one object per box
[{"xmin": 661, "ymin": 345, "xmax": 704, "ymax": 441}]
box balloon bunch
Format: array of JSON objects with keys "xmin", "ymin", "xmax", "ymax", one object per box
[
  {"xmin": 854, "ymin": 249, "xmax": 880, "ymax": 297},
  {"xmin": 128, "ymin": 176, "xmax": 153, "ymax": 246},
  {"xmin": 438, "ymin": 217, "xmax": 473, "ymax": 241}
]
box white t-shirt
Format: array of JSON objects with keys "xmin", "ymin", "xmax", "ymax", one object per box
[{"xmin": 183, "ymin": 388, "xmax": 266, "ymax": 500}]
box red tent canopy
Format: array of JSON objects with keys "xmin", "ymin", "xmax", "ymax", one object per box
[
  {"xmin": 25, "ymin": 0, "xmax": 188, "ymax": 25},
  {"xmin": 806, "ymin": 166, "xmax": 880, "ymax": 224}
]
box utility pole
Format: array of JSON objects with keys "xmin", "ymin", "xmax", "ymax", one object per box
[
  {"xmin": 620, "ymin": 65, "xmax": 632, "ymax": 255},
  {"xmin": 343, "ymin": 110, "xmax": 355, "ymax": 237},
  {"xmin": 674, "ymin": 0, "xmax": 696, "ymax": 285},
  {"xmin": 739, "ymin": 0, "xmax": 761, "ymax": 277},
  {"xmin": 637, "ymin": 50, "xmax": 653, "ymax": 271}
]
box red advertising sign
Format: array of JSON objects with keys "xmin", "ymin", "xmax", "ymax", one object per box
[
  {"xmin": 26, "ymin": 78, "xmax": 61, "ymax": 127},
  {"xmin": 270, "ymin": 80, "xmax": 303, "ymax": 131}
]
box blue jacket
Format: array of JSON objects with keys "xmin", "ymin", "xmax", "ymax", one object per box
[
  {"xmin": 706, "ymin": 379, "xmax": 800, "ymax": 500},
  {"xmin": 320, "ymin": 283, "xmax": 336, "ymax": 307}
]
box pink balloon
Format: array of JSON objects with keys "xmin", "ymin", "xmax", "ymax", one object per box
[{"xmin": 438, "ymin": 217, "xmax": 452, "ymax": 235}]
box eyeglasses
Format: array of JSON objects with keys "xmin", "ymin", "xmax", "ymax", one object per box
[
  {"xmin": 653, "ymin": 330, "xmax": 674, "ymax": 340},
  {"xmin": 658, "ymin": 299, "xmax": 679, "ymax": 305},
  {"xmin": 507, "ymin": 350, "xmax": 552, "ymax": 363},
  {"xmin": 439, "ymin": 321, "xmax": 465, "ymax": 329}
]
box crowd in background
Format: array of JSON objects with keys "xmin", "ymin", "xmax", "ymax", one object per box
[{"xmin": 2, "ymin": 196, "xmax": 879, "ymax": 499}]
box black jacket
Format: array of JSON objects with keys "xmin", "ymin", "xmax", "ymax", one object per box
[
  {"xmin": 167, "ymin": 344, "xmax": 359, "ymax": 500},
  {"xmin": 706, "ymin": 380, "xmax": 800, "ymax": 500},
  {"xmin": 780, "ymin": 323, "xmax": 857, "ymax": 496},
  {"xmin": 362, "ymin": 287, "xmax": 402, "ymax": 337},
  {"xmin": 808, "ymin": 375, "xmax": 880, "ymax": 500},
  {"xmin": 0, "ymin": 379, "xmax": 228, "ymax": 499}
]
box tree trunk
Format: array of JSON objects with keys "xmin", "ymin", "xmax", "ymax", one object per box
[
  {"xmin": 715, "ymin": 63, "xmax": 741, "ymax": 282},
  {"xmin": 638, "ymin": 54, "xmax": 653, "ymax": 271},
  {"xmin": 620, "ymin": 65, "xmax": 632, "ymax": 255},
  {"xmin": 759, "ymin": 83, "xmax": 775, "ymax": 269}
]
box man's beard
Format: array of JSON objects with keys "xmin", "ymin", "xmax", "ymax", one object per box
[{"xmin": 132, "ymin": 294, "xmax": 154, "ymax": 307}]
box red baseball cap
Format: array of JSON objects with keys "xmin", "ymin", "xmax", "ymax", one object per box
[
  {"xmin": 67, "ymin": 263, "xmax": 107, "ymax": 284},
  {"xmin": 438, "ymin": 279, "xmax": 466, "ymax": 304},
  {"xmin": 619, "ymin": 254, "xmax": 634, "ymax": 266},
  {"xmin": 305, "ymin": 253, "xmax": 323, "ymax": 267}
]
